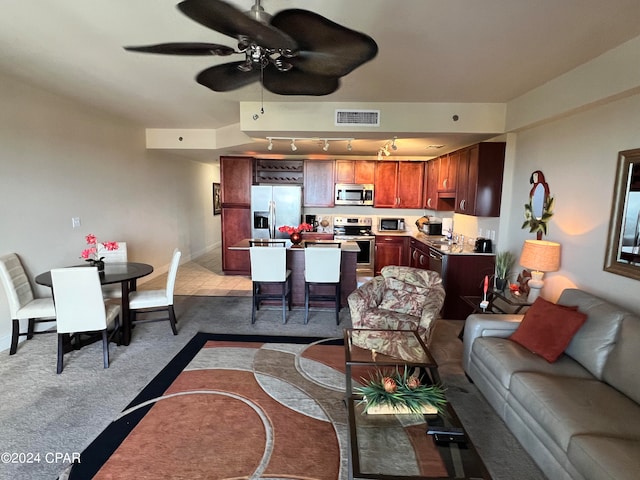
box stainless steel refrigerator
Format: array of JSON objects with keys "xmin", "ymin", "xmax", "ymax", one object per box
[{"xmin": 251, "ymin": 185, "xmax": 302, "ymax": 239}]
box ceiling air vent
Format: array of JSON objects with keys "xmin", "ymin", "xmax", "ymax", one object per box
[{"xmin": 335, "ymin": 109, "xmax": 380, "ymax": 127}]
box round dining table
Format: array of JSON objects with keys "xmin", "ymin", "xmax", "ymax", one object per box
[{"xmin": 35, "ymin": 262, "xmax": 153, "ymax": 346}]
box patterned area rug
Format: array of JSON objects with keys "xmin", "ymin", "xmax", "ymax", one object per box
[{"xmin": 66, "ymin": 333, "xmax": 352, "ymax": 479}]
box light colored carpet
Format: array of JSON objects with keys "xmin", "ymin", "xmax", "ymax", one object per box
[{"xmin": 0, "ymin": 296, "xmax": 545, "ymax": 480}]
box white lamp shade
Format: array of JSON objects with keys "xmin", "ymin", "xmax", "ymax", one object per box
[{"xmin": 519, "ymin": 240, "xmax": 561, "ymax": 272}]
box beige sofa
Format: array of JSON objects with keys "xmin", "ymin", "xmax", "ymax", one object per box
[{"xmin": 463, "ymin": 289, "xmax": 640, "ymax": 480}]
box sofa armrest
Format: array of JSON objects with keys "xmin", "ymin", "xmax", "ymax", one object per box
[{"xmin": 462, "ymin": 314, "xmax": 524, "ymax": 374}]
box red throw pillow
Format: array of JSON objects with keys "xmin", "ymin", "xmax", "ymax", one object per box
[{"xmin": 509, "ymin": 297, "xmax": 587, "ymax": 362}]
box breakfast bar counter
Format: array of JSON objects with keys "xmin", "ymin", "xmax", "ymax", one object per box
[{"xmin": 229, "ymin": 239, "xmax": 360, "ymax": 307}]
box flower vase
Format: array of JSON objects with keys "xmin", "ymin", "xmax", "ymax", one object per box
[
  {"xmin": 290, "ymin": 232, "xmax": 302, "ymax": 245},
  {"xmin": 495, "ymin": 277, "xmax": 507, "ymax": 292},
  {"xmin": 90, "ymin": 260, "xmax": 105, "ymax": 272}
]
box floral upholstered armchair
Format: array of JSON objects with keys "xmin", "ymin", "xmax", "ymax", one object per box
[{"xmin": 347, "ymin": 266, "xmax": 445, "ymax": 357}]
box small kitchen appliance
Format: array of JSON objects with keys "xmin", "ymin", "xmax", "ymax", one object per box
[
  {"xmin": 379, "ymin": 218, "xmax": 405, "ymax": 231},
  {"xmin": 474, "ymin": 238, "xmax": 493, "ymax": 253},
  {"xmin": 415, "ymin": 216, "xmax": 443, "ymax": 235}
]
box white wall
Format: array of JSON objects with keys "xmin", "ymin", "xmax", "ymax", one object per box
[
  {"xmin": 501, "ymin": 92, "xmax": 640, "ymax": 312},
  {"xmin": 0, "ymin": 72, "xmax": 219, "ymax": 351}
]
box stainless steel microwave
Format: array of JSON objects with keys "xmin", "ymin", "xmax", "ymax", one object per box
[
  {"xmin": 335, "ymin": 183, "xmax": 374, "ymax": 205},
  {"xmin": 379, "ymin": 218, "xmax": 406, "ymax": 231}
]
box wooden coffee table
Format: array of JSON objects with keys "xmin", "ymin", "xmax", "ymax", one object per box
[{"xmin": 344, "ymin": 329, "xmax": 491, "ymax": 479}]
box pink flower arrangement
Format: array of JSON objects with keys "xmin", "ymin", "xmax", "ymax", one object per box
[
  {"xmin": 81, "ymin": 233, "xmax": 119, "ymax": 263},
  {"xmin": 277, "ymin": 223, "xmax": 313, "ymax": 235}
]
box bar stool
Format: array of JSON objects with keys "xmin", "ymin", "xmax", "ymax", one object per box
[
  {"xmin": 304, "ymin": 243, "xmax": 342, "ymax": 325},
  {"xmin": 249, "ymin": 243, "xmax": 291, "ymax": 324}
]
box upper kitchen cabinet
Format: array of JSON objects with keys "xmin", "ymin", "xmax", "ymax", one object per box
[
  {"xmin": 335, "ymin": 160, "xmax": 376, "ymax": 184},
  {"xmin": 374, "ymin": 161, "xmax": 424, "ymax": 208},
  {"xmin": 455, "ymin": 142, "xmax": 506, "ymax": 217},
  {"xmin": 303, "ymin": 160, "xmax": 335, "ymax": 207},
  {"xmin": 437, "ymin": 152, "xmax": 458, "ymax": 194},
  {"xmin": 422, "ymin": 159, "xmax": 454, "ymax": 211},
  {"xmin": 221, "ymin": 156, "xmax": 253, "ymax": 206}
]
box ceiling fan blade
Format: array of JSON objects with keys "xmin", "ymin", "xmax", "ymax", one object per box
[
  {"xmin": 124, "ymin": 42, "xmax": 236, "ymax": 56},
  {"xmin": 271, "ymin": 9, "xmax": 378, "ymax": 77},
  {"xmin": 263, "ymin": 68, "xmax": 339, "ymax": 96},
  {"xmin": 178, "ymin": 0, "xmax": 297, "ymax": 50},
  {"xmin": 196, "ymin": 62, "xmax": 261, "ymax": 92}
]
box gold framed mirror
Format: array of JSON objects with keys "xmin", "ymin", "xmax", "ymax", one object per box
[{"xmin": 604, "ymin": 148, "xmax": 640, "ymax": 280}]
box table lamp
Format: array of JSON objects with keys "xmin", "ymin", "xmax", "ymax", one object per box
[{"xmin": 519, "ymin": 240, "xmax": 561, "ymax": 302}]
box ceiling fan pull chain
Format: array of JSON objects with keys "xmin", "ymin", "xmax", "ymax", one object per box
[{"xmin": 260, "ymin": 65, "xmax": 265, "ymax": 114}]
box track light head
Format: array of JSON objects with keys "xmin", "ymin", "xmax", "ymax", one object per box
[
  {"xmin": 391, "ymin": 136, "xmax": 398, "ymax": 150},
  {"xmin": 290, "ymin": 139, "xmax": 297, "ymax": 151},
  {"xmin": 322, "ymin": 139, "xmax": 330, "ymax": 151},
  {"xmin": 267, "ymin": 138, "xmax": 273, "ymax": 151},
  {"xmin": 347, "ymin": 139, "xmax": 352, "ymax": 151}
]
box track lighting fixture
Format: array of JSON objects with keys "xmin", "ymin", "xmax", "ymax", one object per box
[
  {"xmin": 391, "ymin": 136, "xmax": 398, "ymax": 150},
  {"xmin": 263, "ymin": 137, "xmax": 354, "ymax": 153}
]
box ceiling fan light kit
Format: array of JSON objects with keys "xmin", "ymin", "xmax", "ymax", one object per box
[{"xmin": 124, "ymin": 0, "xmax": 378, "ymax": 96}]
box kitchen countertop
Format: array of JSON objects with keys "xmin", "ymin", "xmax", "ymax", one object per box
[
  {"xmin": 229, "ymin": 239, "xmax": 361, "ymax": 252},
  {"xmin": 373, "ymin": 230, "xmax": 495, "ymax": 256}
]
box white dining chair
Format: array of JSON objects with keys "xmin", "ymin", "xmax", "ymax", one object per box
[
  {"xmin": 128, "ymin": 248, "xmax": 181, "ymax": 335},
  {"xmin": 99, "ymin": 241, "xmax": 127, "ymax": 299},
  {"xmin": 304, "ymin": 244, "xmax": 342, "ymax": 325},
  {"xmin": 0, "ymin": 253, "xmax": 57, "ymax": 355},
  {"xmin": 250, "ymin": 244, "xmax": 291, "ymax": 324},
  {"xmin": 51, "ymin": 267, "xmax": 121, "ymax": 374}
]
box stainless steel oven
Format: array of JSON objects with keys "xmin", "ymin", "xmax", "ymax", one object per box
[{"xmin": 333, "ymin": 216, "xmax": 375, "ymax": 276}]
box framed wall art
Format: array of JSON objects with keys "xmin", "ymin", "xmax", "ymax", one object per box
[{"xmin": 213, "ymin": 183, "xmax": 221, "ymax": 215}]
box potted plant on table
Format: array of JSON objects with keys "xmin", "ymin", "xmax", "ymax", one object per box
[
  {"xmin": 355, "ymin": 368, "xmax": 447, "ymax": 415},
  {"xmin": 80, "ymin": 233, "xmax": 119, "ymax": 271},
  {"xmin": 494, "ymin": 250, "xmax": 516, "ymax": 291}
]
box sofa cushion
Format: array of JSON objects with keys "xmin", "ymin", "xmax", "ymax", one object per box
[
  {"xmin": 472, "ymin": 337, "xmax": 592, "ymax": 391},
  {"xmin": 567, "ymin": 434, "xmax": 640, "ymax": 480},
  {"xmin": 601, "ymin": 313, "xmax": 640, "ymax": 404},
  {"xmin": 509, "ymin": 297, "xmax": 587, "ymax": 362},
  {"xmin": 509, "ymin": 372, "xmax": 640, "ymax": 451},
  {"xmin": 379, "ymin": 277, "xmax": 429, "ymax": 316},
  {"xmin": 559, "ymin": 289, "xmax": 625, "ymax": 379}
]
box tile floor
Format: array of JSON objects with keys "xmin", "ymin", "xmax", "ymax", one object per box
[
  {"xmin": 140, "ymin": 246, "xmax": 372, "ymax": 297},
  {"xmin": 139, "ymin": 247, "xmax": 252, "ymax": 297}
]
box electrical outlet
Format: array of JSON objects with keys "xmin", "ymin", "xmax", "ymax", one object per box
[{"xmin": 71, "ymin": 217, "xmax": 81, "ymax": 229}]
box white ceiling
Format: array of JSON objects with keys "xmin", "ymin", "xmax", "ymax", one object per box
[{"xmin": 2, "ymin": 0, "xmax": 640, "ymax": 160}]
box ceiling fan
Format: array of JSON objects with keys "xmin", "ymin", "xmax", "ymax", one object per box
[{"xmin": 125, "ymin": 0, "xmax": 378, "ymax": 96}]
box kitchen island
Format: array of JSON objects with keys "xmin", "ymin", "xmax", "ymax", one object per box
[{"xmin": 229, "ymin": 239, "xmax": 360, "ymax": 308}]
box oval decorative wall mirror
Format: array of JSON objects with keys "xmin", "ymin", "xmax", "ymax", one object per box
[
  {"xmin": 604, "ymin": 148, "xmax": 640, "ymax": 280},
  {"xmin": 522, "ymin": 170, "xmax": 554, "ymax": 240}
]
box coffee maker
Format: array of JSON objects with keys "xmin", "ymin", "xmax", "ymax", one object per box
[{"xmin": 305, "ymin": 214, "xmax": 318, "ymax": 230}]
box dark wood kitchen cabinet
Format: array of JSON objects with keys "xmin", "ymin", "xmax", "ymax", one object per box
[
  {"xmin": 374, "ymin": 235, "xmax": 409, "ymax": 274},
  {"xmin": 437, "ymin": 152, "xmax": 458, "ymax": 194},
  {"xmin": 220, "ymin": 156, "xmax": 253, "ymax": 206},
  {"xmin": 423, "ymin": 159, "xmax": 455, "ymax": 211},
  {"xmin": 304, "ymin": 160, "xmax": 335, "ymax": 207},
  {"xmin": 410, "ymin": 238, "xmax": 495, "ymax": 320},
  {"xmin": 455, "ymin": 142, "xmax": 506, "ymax": 217},
  {"xmin": 409, "ymin": 238, "xmax": 430, "ymax": 269},
  {"xmin": 221, "ymin": 156, "xmax": 253, "ymax": 274},
  {"xmin": 374, "ymin": 161, "xmax": 424, "ymax": 208},
  {"xmin": 335, "ymin": 160, "xmax": 376, "ymax": 184}
]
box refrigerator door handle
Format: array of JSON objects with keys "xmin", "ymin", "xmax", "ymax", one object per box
[{"xmin": 269, "ymin": 200, "xmax": 275, "ymax": 239}]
